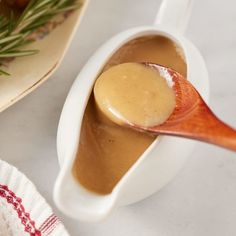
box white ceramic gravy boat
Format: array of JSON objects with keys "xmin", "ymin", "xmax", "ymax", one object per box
[{"xmin": 54, "ymin": 0, "xmax": 210, "ymax": 222}]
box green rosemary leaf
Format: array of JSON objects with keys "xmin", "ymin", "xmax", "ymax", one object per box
[
  {"xmin": 51, "ymin": 4, "xmax": 80, "ymax": 14},
  {"xmin": 7, "ymin": 11, "xmax": 16, "ymax": 34},
  {"xmin": 0, "ymin": 0, "xmax": 80, "ymax": 76},
  {"xmin": 0, "ymin": 37, "xmax": 34, "ymax": 52},
  {"xmin": 0, "ymin": 34, "xmax": 24, "ymax": 44},
  {"xmin": 35, "ymin": 0, "xmax": 54, "ymax": 10},
  {"xmin": 21, "ymin": 15, "xmax": 52, "ymax": 32},
  {"xmin": 0, "ymin": 50, "xmax": 39, "ymax": 58},
  {"xmin": 0, "ymin": 69, "xmax": 10, "ymax": 76},
  {"xmin": 16, "ymin": 0, "xmax": 38, "ymax": 25},
  {"xmin": 0, "ymin": 38, "xmax": 24, "ymax": 52},
  {"xmin": 0, "ymin": 30, "xmax": 8, "ymax": 39}
]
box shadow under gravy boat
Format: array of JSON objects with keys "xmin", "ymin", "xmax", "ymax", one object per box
[{"xmin": 54, "ymin": 0, "xmax": 210, "ymax": 222}]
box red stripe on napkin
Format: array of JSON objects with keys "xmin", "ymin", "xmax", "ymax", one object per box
[{"xmin": 0, "ymin": 184, "xmax": 41, "ymax": 236}]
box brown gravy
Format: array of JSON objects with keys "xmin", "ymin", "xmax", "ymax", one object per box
[
  {"xmin": 94, "ymin": 62, "xmax": 176, "ymax": 127},
  {"xmin": 73, "ymin": 36, "xmax": 187, "ymax": 195}
]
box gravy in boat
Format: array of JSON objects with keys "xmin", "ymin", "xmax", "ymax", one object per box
[{"xmin": 73, "ymin": 36, "xmax": 187, "ymax": 194}]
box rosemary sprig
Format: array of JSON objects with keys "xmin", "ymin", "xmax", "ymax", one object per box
[{"xmin": 0, "ymin": 0, "xmax": 80, "ymax": 76}]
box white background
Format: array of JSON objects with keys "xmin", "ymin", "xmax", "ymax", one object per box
[{"xmin": 1, "ymin": 0, "xmax": 236, "ymax": 235}]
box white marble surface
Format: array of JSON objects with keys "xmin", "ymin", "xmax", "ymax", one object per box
[{"xmin": 1, "ymin": 0, "xmax": 236, "ymax": 235}]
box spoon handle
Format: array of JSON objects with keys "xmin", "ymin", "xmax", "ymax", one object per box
[{"xmin": 156, "ymin": 101, "xmax": 236, "ymax": 152}]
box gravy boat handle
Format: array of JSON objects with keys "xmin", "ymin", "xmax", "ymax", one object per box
[{"xmin": 155, "ymin": 0, "xmax": 194, "ymax": 33}]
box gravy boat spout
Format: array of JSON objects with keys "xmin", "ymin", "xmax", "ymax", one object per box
[
  {"xmin": 54, "ymin": 161, "xmax": 118, "ymax": 221},
  {"xmin": 54, "ymin": 0, "xmax": 209, "ymax": 222}
]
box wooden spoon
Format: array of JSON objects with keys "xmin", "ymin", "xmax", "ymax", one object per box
[{"xmin": 96, "ymin": 63, "xmax": 236, "ymax": 152}]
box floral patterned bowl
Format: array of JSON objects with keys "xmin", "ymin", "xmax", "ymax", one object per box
[{"xmin": 0, "ymin": 0, "xmax": 88, "ymax": 113}]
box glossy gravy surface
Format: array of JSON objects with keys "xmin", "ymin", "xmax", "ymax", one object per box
[
  {"xmin": 73, "ymin": 36, "xmax": 187, "ymax": 194},
  {"xmin": 94, "ymin": 62, "xmax": 176, "ymax": 127}
]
